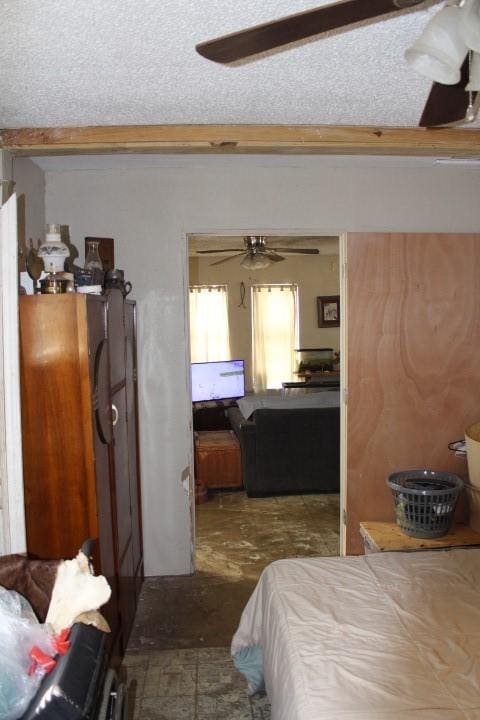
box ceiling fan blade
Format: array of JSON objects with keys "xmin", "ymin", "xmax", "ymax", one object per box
[
  {"xmin": 419, "ymin": 58, "xmax": 473, "ymax": 127},
  {"xmin": 196, "ymin": 0, "xmax": 425, "ymax": 64},
  {"xmin": 210, "ymin": 252, "xmax": 247, "ymax": 266},
  {"xmin": 264, "ymin": 251, "xmax": 285, "ymax": 262},
  {"xmin": 270, "ymin": 248, "xmax": 320, "ymax": 254},
  {"xmin": 197, "ymin": 248, "xmax": 244, "ymax": 254}
]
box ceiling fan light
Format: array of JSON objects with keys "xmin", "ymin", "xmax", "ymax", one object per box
[
  {"xmin": 240, "ymin": 252, "xmax": 271, "ymax": 270},
  {"xmin": 466, "ymin": 51, "xmax": 480, "ymax": 90},
  {"xmin": 459, "ymin": 0, "xmax": 480, "ymax": 53},
  {"xmin": 405, "ymin": 5, "xmax": 468, "ymax": 84}
]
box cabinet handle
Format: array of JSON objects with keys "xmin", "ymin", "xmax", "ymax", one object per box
[{"xmin": 112, "ymin": 404, "xmax": 119, "ymax": 427}]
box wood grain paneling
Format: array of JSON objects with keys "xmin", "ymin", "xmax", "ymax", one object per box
[
  {"xmin": 20, "ymin": 295, "xmax": 100, "ymax": 558},
  {"xmin": 345, "ymin": 233, "xmax": 480, "ymax": 554},
  {"xmin": 195, "ymin": 431, "xmax": 242, "ymax": 489},
  {"xmin": 359, "ymin": 521, "xmax": 480, "ymax": 553},
  {"xmin": 1, "ymin": 124, "xmax": 480, "ymax": 157}
]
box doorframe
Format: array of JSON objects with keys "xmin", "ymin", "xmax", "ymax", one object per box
[
  {"xmin": 0, "ymin": 193, "xmax": 27, "ymax": 554},
  {"xmin": 186, "ymin": 229, "xmax": 345, "ymax": 561},
  {"xmin": 339, "ymin": 233, "xmax": 347, "ymax": 556}
]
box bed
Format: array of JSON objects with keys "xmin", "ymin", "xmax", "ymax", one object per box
[{"xmin": 231, "ymin": 549, "xmax": 480, "ymax": 720}]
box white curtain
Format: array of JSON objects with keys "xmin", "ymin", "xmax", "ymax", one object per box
[
  {"xmin": 189, "ymin": 285, "xmax": 231, "ymax": 362},
  {"xmin": 252, "ymin": 284, "xmax": 298, "ymax": 392}
]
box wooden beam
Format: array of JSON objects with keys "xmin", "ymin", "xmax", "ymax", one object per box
[{"xmin": 1, "ymin": 124, "xmax": 480, "ymax": 157}]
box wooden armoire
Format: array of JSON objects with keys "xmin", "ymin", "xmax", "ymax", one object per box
[{"xmin": 19, "ymin": 289, "xmax": 143, "ymax": 664}]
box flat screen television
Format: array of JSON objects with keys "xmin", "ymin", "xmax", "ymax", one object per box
[{"xmin": 191, "ymin": 359, "xmax": 245, "ymax": 403}]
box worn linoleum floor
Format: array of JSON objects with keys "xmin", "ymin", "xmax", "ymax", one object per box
[{"xmin": 124, "ymin": 491, "xmax": 340, "ymax": 719}]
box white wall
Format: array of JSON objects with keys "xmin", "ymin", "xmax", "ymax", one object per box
[
  {"xmin": 13, "ymin": 157, "xmax": 46, "ymax": 250},
  {"xmin": 38, "ymin": 153, "xmax": 480, "ymax": 576}
]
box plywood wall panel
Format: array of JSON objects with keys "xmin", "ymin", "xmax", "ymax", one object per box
[{"xmin": 345, "ymin": 233, "xmax": 480, "ymax": 554}]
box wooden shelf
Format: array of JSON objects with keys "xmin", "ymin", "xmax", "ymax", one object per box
[{"xmin": 359, "ymin": 521, "xmax": 480, "ymax": 554}]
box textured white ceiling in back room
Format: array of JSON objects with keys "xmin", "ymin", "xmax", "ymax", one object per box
[{"xmin": 2, "ymin": 0, "xmax": 474, "ymax": 129}]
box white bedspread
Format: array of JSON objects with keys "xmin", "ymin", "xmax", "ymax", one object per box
[{"xmin": 231, "ymin": 549, "xmax": 480, "ymax": 720}]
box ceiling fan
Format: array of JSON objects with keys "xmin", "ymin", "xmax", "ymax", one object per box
[
  {"xmin": 196, "ymin": 0, "xmax": 480, "ymax": 127},
  {"xmin": 196, "ymin": 236, "xmax": 320, "ymax": 269}
]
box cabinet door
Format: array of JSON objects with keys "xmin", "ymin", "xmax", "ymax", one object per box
[
  {"xmin": 111, "ymin": 386, "xmax": 136, "ymax": 643},
  {"xmin": 111, "ymin": 387, "xmax": 132, "ymax": 561},
  {"xmin": 87, "ymin": 298, "xmax": 114, "ymax": 571},
  {"xmin": 107, "ymin": 289, "xmax": 126, "ymax": 388},
  {"xmin": 20, "ymin": 296, "xmax": 98, "ymax": 559},
  {"xmin": 86, "ymin": 298, "xmax": 120, "ymax": 649},
  {"xmin": 125, "ymin": 301, "xmax": 143, "ymax": 580}
]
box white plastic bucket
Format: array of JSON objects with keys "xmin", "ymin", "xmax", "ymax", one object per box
[{"xmin": 465, "ymin": 421, "xmax": 480, "ymax": 489}]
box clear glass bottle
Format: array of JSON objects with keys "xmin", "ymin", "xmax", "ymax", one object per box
[{"xmin": 84, "ymin": 239, "xmax": 103, "ymax": 271}]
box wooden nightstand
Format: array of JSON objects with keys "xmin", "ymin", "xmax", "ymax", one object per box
[{"xmin": 359, "ymin": 521, "xmax": 480, "ymax": 554}]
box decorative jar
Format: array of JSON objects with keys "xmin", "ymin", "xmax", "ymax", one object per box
[{"xmin": 37, "ymin": 224, "xmax": 69, "ymax": 274}]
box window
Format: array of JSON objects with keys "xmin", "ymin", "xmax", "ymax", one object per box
[
  {"xmin": 252, "ymin": 284, "xmax": 298, "ymax": 391},
  {"xmin": 189, "ymin": 285, "xmax": 230, "ymax": 362}
]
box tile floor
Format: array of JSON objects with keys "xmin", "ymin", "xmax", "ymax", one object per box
[
  {"xmin": 123, "ymin": 647, "xmax": 271, "ymax": 720},
  {"xmin": 124, "ymin": 491, "xmax": 340, "ymax": 719}
]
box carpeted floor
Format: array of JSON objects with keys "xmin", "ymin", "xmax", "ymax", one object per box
[{"xmin": 124, "ymin": 491, "xmax": 340, "ymax": 719}]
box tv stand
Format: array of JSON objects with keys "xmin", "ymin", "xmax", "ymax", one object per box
[{"xmin": 192, "ymin": 399, "xmax": 238, "ymax": 431}]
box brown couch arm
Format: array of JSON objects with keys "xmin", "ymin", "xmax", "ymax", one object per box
[{"xmin": 0, "ymin": 554, "xmax": 59, "ymax": 622}]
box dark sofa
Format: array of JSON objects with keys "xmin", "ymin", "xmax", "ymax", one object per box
[{"xmin": 227, "ymin": 405, "xmax": 340, "ymax": 496}]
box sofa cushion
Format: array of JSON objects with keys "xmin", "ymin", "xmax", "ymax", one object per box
[
  {"xmin": 237, "ymin": 390, "xmax": 340, "ymax": 419},
  {"xmin": 253, "ymin": 407, "xmax": 340, "ymax": 495}
]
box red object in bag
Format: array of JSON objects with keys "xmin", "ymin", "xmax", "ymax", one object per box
[
  {"xmin": 53, "ymin": 627, "xmax": 71, "ymax": 655},
  {"xmin": 28, "ymin": 646, "xmax": 57, "ymax": 675}
]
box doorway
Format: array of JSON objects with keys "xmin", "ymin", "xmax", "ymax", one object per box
[{"xmin": 187, "ymin": 232, "xmax": 342, "ymax": 581}]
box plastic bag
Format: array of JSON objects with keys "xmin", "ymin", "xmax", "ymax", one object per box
[{"xmin": 0, "ymin": 586, "xmax": 55, "ymax": 720}]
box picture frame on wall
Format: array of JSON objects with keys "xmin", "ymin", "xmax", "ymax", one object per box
[{"xmin": 317, "ymin": 295, "xmax": 340, "ymax": 327}]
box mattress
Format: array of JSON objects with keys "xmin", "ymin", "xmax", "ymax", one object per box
[{"xmin": 231, "ymin": 549, "xmax": 480, "ymax": 720}]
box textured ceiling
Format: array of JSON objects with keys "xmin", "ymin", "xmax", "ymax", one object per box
[{"xmin": 2, "ymin": 0, "xmax": 476, "ymax": 129}]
